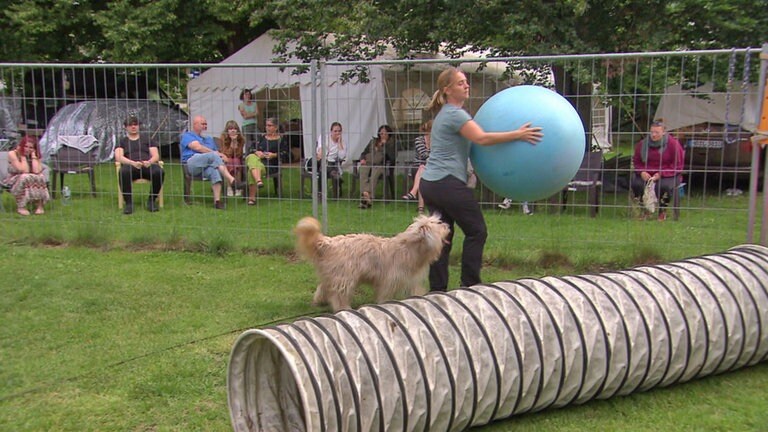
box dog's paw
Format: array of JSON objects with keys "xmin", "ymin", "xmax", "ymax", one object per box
[{"xmin": 312, "ymin": 285, "xmax": 328, "ymax": 306}]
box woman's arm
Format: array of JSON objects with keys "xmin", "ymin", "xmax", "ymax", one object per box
[
  {"xmin": 460, "ymin": 120, "xmax": 542, "ymax": 146},
  {"xmin": 415, "ymin": 139, "xmax": 429, "ymax": 161},
  {"xmin": 359, "ymin": 139, "xmax": 374, "ymax": 163},
  {"xmin": 278, "ymin": 136, "xmax": 289, "ymax": 161},
  {"xmin": 673, "ymin": 137, "xmax": 685, "ymax": 174},
  {"xmin": 31, "ymin": 157, "xmax": 43, "ymax": 174},
  {"xmin": 337, "ymin": 139, "xmax": 347, "ymax": 161},
  {"xmin": 9, "ymin": 151, "xmax": 29, "ymax": 173},
  {"xmin": 255, "ymin": 137, "xmax": 267, "ymax": 158}
]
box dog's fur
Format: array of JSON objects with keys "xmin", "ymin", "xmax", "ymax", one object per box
[{"xmin": 294, "ymin": 214, "xmax": 450, "ymax": 311}]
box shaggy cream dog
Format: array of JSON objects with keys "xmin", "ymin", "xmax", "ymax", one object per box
[{"xmin": 294, "ymin": 214, "xmax": 450, "ymax": 311}]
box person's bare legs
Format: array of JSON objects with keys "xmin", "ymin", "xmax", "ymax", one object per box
[
  {"xmin": 248, "ymin": 177, "xmax": 258, "ymax": 202},
  {"xmin": 214, "ymin": 166, "xmax": 241, "ymax": 207},
  {"xmin": 212, "ymin": 182, "xmax": 223, "ymax": 202},
  {"xmin": 409, "ymin": 165, "xmax": 425, "ymax": 196},
  {"xmin": 249, "ymin": 167, "xmax": 263, "ymax": 184},
  {"xmin": 217, "ymin": 165, "xmax": 238, "ymax": 185},
  {"xmin": 247, "ymin": 168, "xmax": 264, "ymax": 203},
  {"xmin": 233, "ymin": 165, "xmax": 243, "ymax": 182}
]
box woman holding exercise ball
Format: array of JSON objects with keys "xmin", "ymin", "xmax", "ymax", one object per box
[{"xmin": 420, "ymin": 67, "xmax": 543, "ymax": 292}]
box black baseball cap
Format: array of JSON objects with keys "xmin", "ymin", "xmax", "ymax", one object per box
[{"xmin": 124, "ymin": 115, "xmax": 140, "ymax": 126}]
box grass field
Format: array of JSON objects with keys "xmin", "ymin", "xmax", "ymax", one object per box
[
  {"xmin": 1, "ymin": 161, "xmax": 766, "ymax": 431},
  {"xmin": 1, "ymin": 244, "xmax": 767, "ymax": 431}
]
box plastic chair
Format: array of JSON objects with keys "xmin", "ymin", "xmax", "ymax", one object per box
[
  {"xmin": 49, "ymin": 135, "xmax": 100, "ymax": 198},
  {"xmin": 115, "ymin": 161, "xmax": 164, "ymax": 209},
  {"xmin": 552, "ymin": 151, "xmax": 603, "ymax": 217}
]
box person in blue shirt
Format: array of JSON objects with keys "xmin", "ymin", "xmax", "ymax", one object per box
[
  {"xmin": 420, "ymin": 67, "xmax": 543, "ymax": 291},
  {"xmin": 181, "ymin": 115, "xmax": 243, "ymax": 209}
]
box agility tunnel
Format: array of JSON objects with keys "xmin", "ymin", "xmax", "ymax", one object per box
[{"xmin": 227, "ymin": 244, "xmax": 768, "ymax": 431}]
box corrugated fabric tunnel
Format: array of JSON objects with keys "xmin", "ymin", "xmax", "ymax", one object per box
[{"xmin": 227, "ymin": 244, "xmax": 768, "ymax": 431}]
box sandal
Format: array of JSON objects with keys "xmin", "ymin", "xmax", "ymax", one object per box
[
  {"xmin": 402, "ymin": 192, "xmax": 417, "ymax": 200},
  {"xmin": 247, "ymin": 200, "xmax": 256, "ymax": 206},
  {"xmin": 17, "ymin": 208, "xmax": 30, "ymax": 216},
  {"xmin": 256, "ymin": 180, "xmax": 264, "ymax": 189},
  {"xmin": 34, "ymin": 208, "xmax": 45, "ymax": 215}
]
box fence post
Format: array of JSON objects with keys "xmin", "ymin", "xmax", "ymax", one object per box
[{"xmin": 747, "ymin": 43, "xmax": 768, "ymax": 245}]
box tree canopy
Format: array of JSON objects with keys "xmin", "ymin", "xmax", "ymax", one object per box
[
  {"xmin": 0, "ymin": 0, "xmax": 764, "ymax": 63},
  {"xmin": 253, "ymin": 0, "xmax": 766, "ymax": 63},
  {"xmin": 0, "ymin": 0, "xmax": 272, "ymax": 62}
]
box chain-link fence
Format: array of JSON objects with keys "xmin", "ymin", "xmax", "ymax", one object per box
[{"xmin": 0, "ymin": 45, "xmax": 765, "ymax": 258}]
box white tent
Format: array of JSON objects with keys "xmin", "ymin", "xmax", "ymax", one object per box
[
  {"xmin": 188, "ymin": 33, "xmax": 388, "ymax": 166},
  {"xmin": 655, "ymin": 83, "xmax": 760, "ymax": 132},
  {"xmin": 187, "ymin": 33, "xmax": 520, "ymax": 166}
]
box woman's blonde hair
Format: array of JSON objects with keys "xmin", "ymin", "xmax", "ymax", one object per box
[{"xmin": 428, "ymin": 67, "xmax": 462, "ymax": 113}]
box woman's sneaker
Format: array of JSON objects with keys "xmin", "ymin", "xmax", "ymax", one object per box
[{"xmin": 522, "ymin": 202, "xmax": 533, "ymax": 215}]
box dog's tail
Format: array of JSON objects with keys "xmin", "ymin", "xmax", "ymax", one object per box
[{"xmin": 294, "ymin": 216, "xmax": 323, "ymax": 259}]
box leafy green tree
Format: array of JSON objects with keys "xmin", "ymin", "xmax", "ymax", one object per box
[
  {"xmin": 92, "ymin": 0, "xmax": 276, "ymax": 62},
  {"xmin": 253, "ymin": 0, "xmax": 766, "ymax": 63},
  {"xmin": 1, "ymin": 0, "xmax": 104, "ymax": 61},
  {"xmin": 3, "ymin": 1, "xmax": 764, "ymax": 63},
  {"xmin": 248, "ymin": 0, "xmax": 766, "ymax": 139},
  {"xmin": 0, "ymin": 0, "xmax": 272, "ymax": 62}
]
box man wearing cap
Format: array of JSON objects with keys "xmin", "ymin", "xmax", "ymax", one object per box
[{"xmin": 115, "ymin": 115, "xmax": 165, "ymax": 214}]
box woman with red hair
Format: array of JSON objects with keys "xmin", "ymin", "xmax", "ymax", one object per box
[{"xmin": 3, "ymin": 136, "xmax": 49, "ymax": 215}]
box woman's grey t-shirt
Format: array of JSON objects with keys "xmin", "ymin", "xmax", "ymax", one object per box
[{"xmin": 422, "ymin": 104, "xmax": 472, "ymax": 183}]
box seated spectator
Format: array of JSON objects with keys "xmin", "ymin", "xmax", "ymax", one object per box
[
  {"xmin": 401, "ymin": 120, "xmax": 432, "ymax": 213},
  {"xmin": 358, "ymin": 124, "xmax": 396, "ymax": 209},
  {"xmin": 3, "ymin": 136, "xmax": 49, "ymax": 215},
  {"xmin": 245, "ymin": 117, "xmax": 287, "ymax": 205},
  {"xmin": 115, "ymin": 115, "xmax": 164, "ymax": 214},
  {"xmin": 181, "ymin": 115, "xmax": 243, "ymax": 210},
  {"xmin": 631, "ymin": 120, "xmax": 685, "ymax": 221},
  {"xmin": 315, "ymin": 121, "xmax": 346, "ymax": 196},
  {"xmin": 219, "ymin": 120, "xmax": 245, "ymax": 197}
]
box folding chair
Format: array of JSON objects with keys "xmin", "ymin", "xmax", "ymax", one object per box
[
  {"xmin": 49, "ymin": 135, "xmax": 99, "ymax": 198},
  {"xmin": 551, "ymin": 150, "xmax": 603, "ymax": 217}
]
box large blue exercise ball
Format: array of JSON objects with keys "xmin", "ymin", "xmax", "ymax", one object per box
[{"xmin": 470, "ymin": 85, "xmax": 585, "ymax": 201}]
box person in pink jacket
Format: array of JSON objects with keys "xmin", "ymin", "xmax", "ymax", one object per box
[{"xmin": 631, "ymin": 120, "xmax": 685, "ymax": 221}]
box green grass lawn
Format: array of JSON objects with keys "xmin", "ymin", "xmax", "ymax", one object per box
[
  {"xmin": 1, "ymin": 161, "xmax": 766, "ymax": 430},
  {"xmin": 1, "ymin": 161, "xmax": 756, "ymax": 262},
  {"xmin": 1, "ymin": 244, "xmax": 767, "ymax": 431}
]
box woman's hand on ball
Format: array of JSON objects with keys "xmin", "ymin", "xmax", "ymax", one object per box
[{"xmin": 517, "ymin": 122, "xmax": 543, "ymax": 144}]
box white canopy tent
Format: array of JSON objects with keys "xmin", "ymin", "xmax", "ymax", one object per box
[
  {"xmin": 188, "ymin": 33, "xmax": 398, "ymax": 167},
  {"xmin": 187, "ymin": 33, "xmax": 524, "ymax": 166},
  {"xmin": 654, "ymin": 83, "xmax": 759, "ymax": 132}
]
